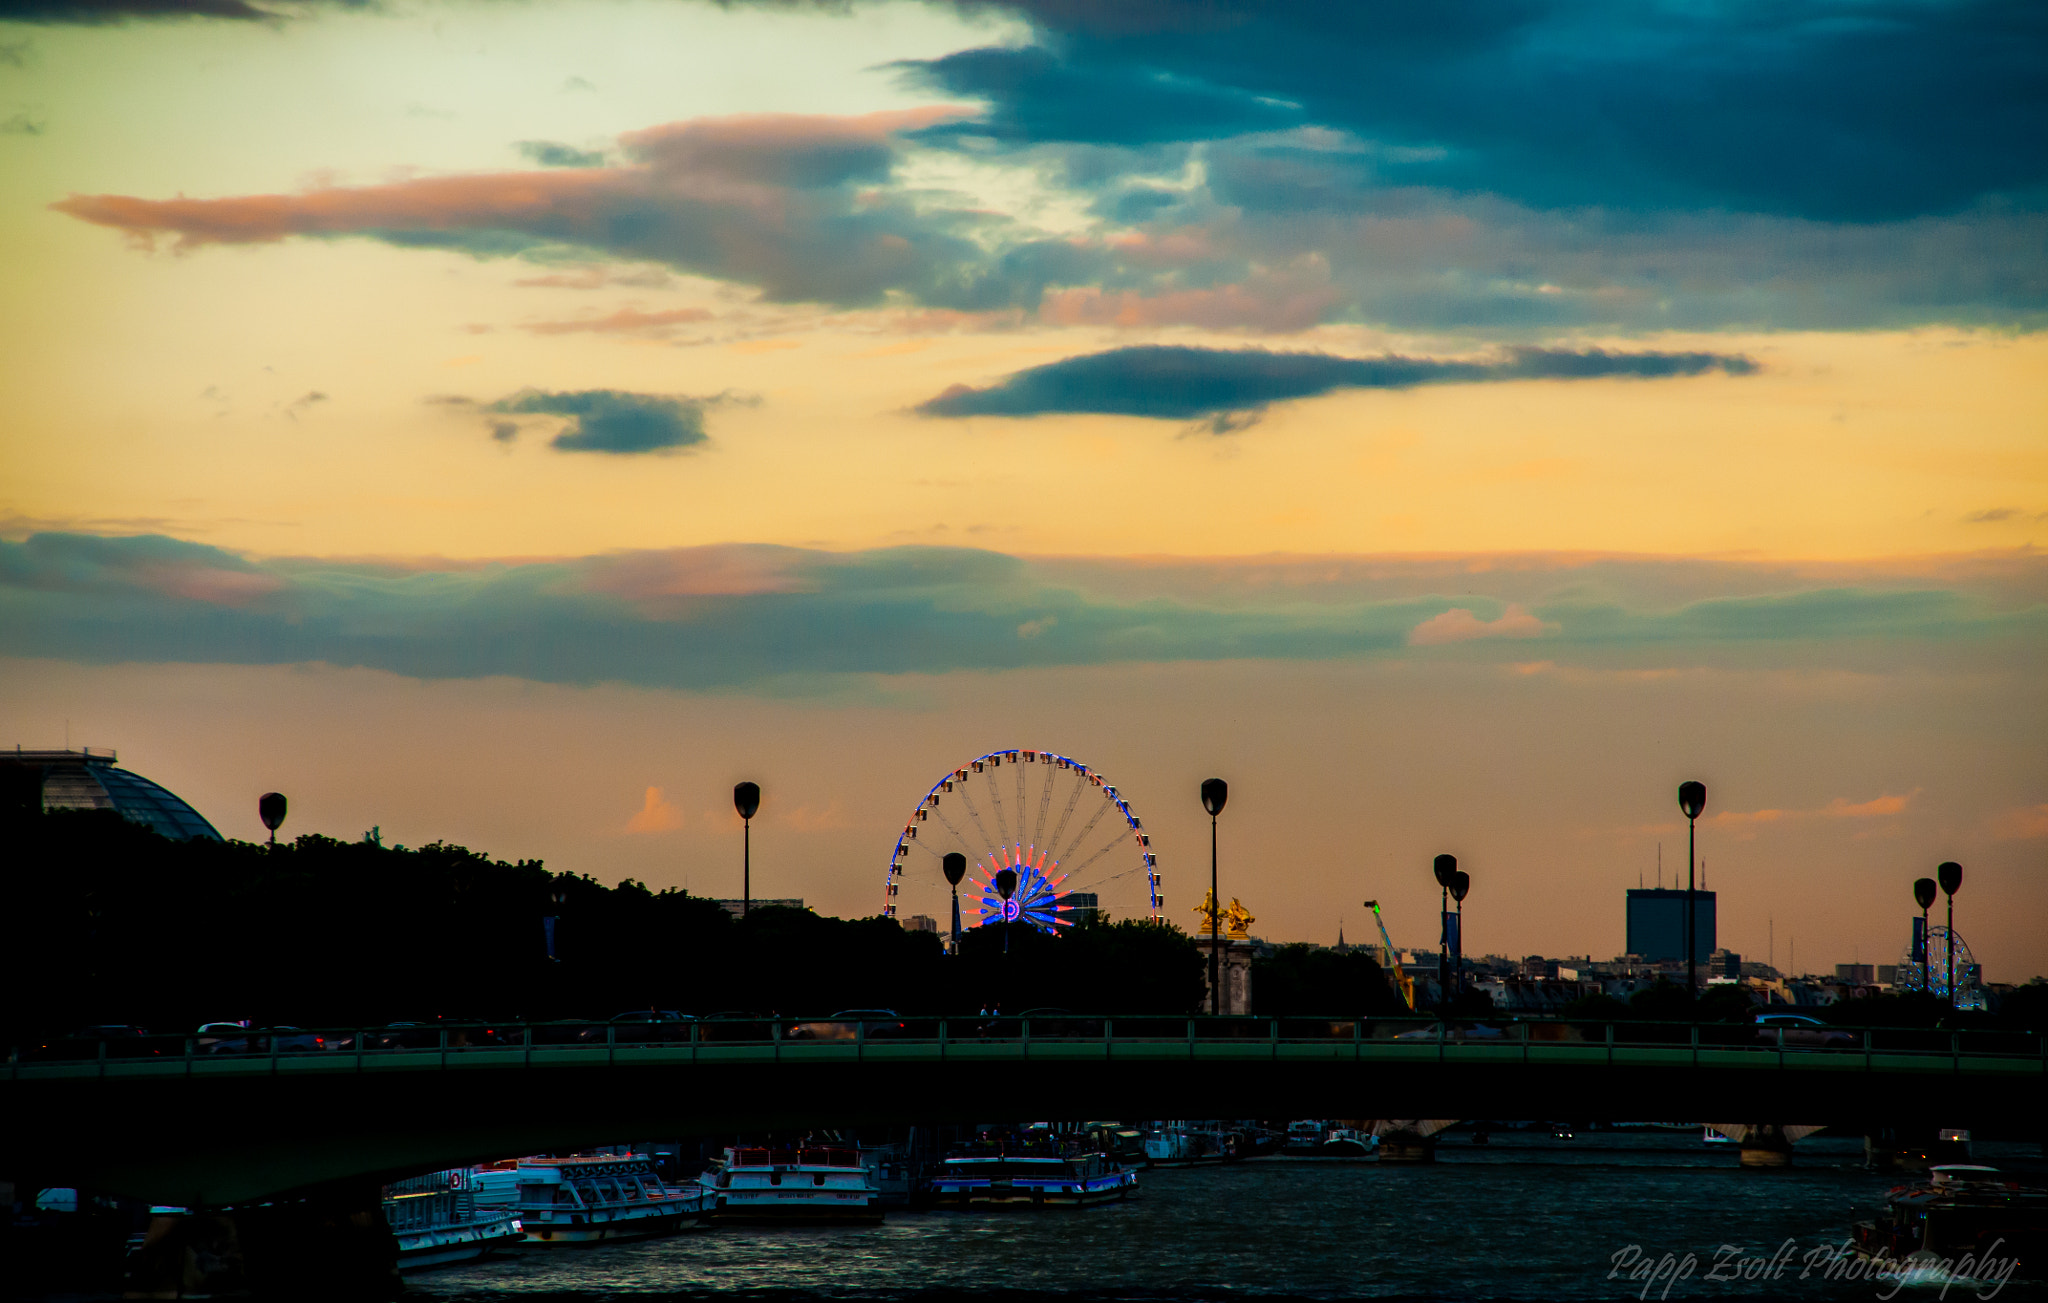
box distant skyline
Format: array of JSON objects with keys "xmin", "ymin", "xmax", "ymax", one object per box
[{"xmin": 2, "ymin": 1, "xmax": 2042, "ymax": 981}]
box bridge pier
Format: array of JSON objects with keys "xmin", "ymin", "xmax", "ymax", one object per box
[
  {"xmin": 1736, "ymin": 1124, "xmax": 1795, "ymax": 1169},
  {"xmin": 122, "ymin": 1181, "xmax": 400, "ymax": 1299},
  {"xmin": 1376, "ymin": 1130, "xmax": 1437, "ymax": 1164}
]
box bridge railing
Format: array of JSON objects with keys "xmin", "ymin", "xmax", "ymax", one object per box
[{"xmin": 6, "ymin": 1015, "xmax": 2043, "ymax": 1071}]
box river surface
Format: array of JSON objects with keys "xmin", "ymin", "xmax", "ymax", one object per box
[{"xmin": 411, "ymin": 1134, "xmax": 2041, "ymax": 1302}]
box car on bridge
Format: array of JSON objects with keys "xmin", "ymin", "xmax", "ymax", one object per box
[
  {"xmin": 1753, "ymin": 1012, "xmax": 1856, "ymax": 1049},
  {"xmin": 785, "ymin": 1009, "xmax": 906, "ymax": 1041}
]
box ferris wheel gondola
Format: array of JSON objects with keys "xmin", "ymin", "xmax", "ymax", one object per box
[{"xmin": 883, "ymin": 750, "xmax": 1160, "ymax": 936}]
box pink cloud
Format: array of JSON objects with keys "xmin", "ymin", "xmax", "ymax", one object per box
[
  {"xmin": 1408, "ymin": 603, "xmax": 1552, "ymax": 646},
  {"xmin": 51, "ymin": 107, "xmax": 980, "ymax": 306},
  {"xmin": 522, "ymin": 307, "xmax": 714, "ymax": 336},
  {"xmin": 576, "ymin": 545, "xmax": 815, "ymax": 614},
  {"xmin": 625, "ymin": 786, "xmax": 683, "ymax": 833},
  {"xmin": 1991, "ymin": 803, "xmax": 2048, "ymax": 841}
]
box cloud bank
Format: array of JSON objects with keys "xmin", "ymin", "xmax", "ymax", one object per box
[
  {"xmin": 917, "ymin": 345, "xmax": 1756, "ymax": 423},
  {"xmin": 1, "ymin": 533, "xmax": 2038, "ymax": 692},
  {"xmin": 488, "ymin": 389, "xmax": 714, "ymax": 454}
]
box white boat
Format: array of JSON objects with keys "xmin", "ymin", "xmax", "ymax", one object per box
[
  {"xmin": 1142, "ymin": 1121, "xmax": 1239, "ymax": 1164},
  {"xmin": 696, "ymin": 1145, "xmax": 884, "ymax": 1224},
  {"xmin": 471, "ymin": 1155, "xmax": 706, "ymax": 1244},
  {"xmin": 382, "ymin": 1170, "xmax": 524, "ymax": 1272},
  {"xmin": 930, "ymin": 1149, "xmax": 1137, "ymax": 1207}
]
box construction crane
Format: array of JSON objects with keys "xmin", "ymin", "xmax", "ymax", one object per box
[{"xmin": 1362, "ymin": 900, "xmax": 1417, "ymax": 1009}]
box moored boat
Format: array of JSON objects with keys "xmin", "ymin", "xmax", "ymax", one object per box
[
  {"xmin": 930, "ymin": 1146, "xmax": 1137, "ymax": 1208},
  {"xmin": 383, "ymin": 1170, "xmax": 524, "ymax": 1272},
  {"xmin": 696, "ymin": 1145, "xmax": 884, "ymax": 1224},
  {"xmin": 471, "ymin": 1155, "xmax": 705, "ymax": 1245}
]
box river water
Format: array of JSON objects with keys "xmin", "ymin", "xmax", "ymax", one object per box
[{"xmin": 411, "ymin": 1134, "xmax": 2040, "ymax": 1302}]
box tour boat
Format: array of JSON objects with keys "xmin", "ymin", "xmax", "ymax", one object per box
[
  {"xmin": 383, "ymin": 1170, "xmax": 524, "ymax": 1272},
  {"xmin": 695, "ymin": 1145, "xmax": 884, "ymax": 1224},
  {"xmin": 930, "ymin": 1149, "xmax": 1137, "ymax": 1207},
  {"xmin": 470, "ymin": 1154, "xmax": 706, "ymax": 1244},
  {"xmin": 1281, "ymin": 1121, "xmax": 1326, "ymax": 1155},
  {"xmin": 1142, "ymin": 1121, "xmax": 1241, "ymax": 1164},
  {"xmin": 1852, "ymin": 1165, "xmax": 2046, "ymax": 1281}
]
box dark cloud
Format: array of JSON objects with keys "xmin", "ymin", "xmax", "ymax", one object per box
[
  {"xmin": 917, "ymin": 345, "xmax": 1756, "ymax": 422},
  {"xmin": 916, "ymin": 1, "xmax": 2048, "ymax": 224},
  {"xmin": 0, "ymin": 0, "xmax": 295, "ymax": 20},
  {"xmin": 514, "ymin": 140, "xmax": 606, "ymax": 169},
  {"xmin": 1, "ymin": 533, "xmax": 2035, "ymax": 691},
  {"xmin": 1, "ymin": 108, "xmax": 45, "ymax": 136},
  {"xmin": 486, "ymin": 390, "xmax": 715, "ymax": 455}
]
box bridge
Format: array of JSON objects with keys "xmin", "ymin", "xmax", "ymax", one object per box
[{"xmin": 6, "ymin": 1015, "xmax": 2040, "ymax": 1204}]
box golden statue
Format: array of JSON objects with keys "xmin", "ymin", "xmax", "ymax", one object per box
[
  {"xmin": 1193, "ymin": 891, "xmax": 1254, "ymax": 939},
  {"xmin": 1225, "ymin": 897, "xmax": 1255, "ymax": 939}
]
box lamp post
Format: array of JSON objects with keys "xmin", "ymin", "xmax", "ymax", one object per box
[
  {"xmin": 1200, "ymin": 778, "xmax": 1229, "ymax": 1016},
  {"xmin": 994, "ymin": 867, "xmax": 1018, "ymax": 955},
  {"xmin": 1912, "ymin": 877, "xmax": 1936, "ymax": 997},
  {"xmin": 733, "ymin": 782, "xmax": 761, "ymax": 917},
  {"xmin": 1432, "ymin": 854, "xmax": 1455, "ymax": 1009},
  {"xmin": 1677, "ymin": 781, "xmax": 1707, "ymax": 996},
  {"xmin": 1449, "ymin": 869, "xmax": 1470, "ymax": 1003},
  {"xmin": 258, "ymin": 792, "xmax": 287, "ymax": 848},
  {"xmin": 1937, "ymin": 861, "xmax": 1962, "ymax": 1008},
  {"xmin": 545, "ymin": 883, "xmax": 565, "ymax": 962},
  {"xmin": 943, "ymin": 852, "xmax": 967, "ymax": 955}
]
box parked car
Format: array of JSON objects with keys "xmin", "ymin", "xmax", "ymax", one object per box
[
  {"xmin": 195, "ymin": 1022, "xmax": 258, "ymax": 1054},
  {"xmin": 1392, "ymin": 1023, "xmax": 1506, "ymax": 1041},
  {"xmin": 256, "ymin": 1026, "xmax": 327, "ymax": 1053},
  {"xmin": 28, "ymin": 1025, "xmax": 165, "ymax": 1061},
  {"xmin": 605, "ymin": 1010, "xmax": 694, "ymax": 1044},
  {"xmin": 786, "ymin": 1009, "xmax": 904, "ymax": 1041},
  {"xmin": 1753, "ymin": 1012, "xmax": 1856, "ymax": 1048}
]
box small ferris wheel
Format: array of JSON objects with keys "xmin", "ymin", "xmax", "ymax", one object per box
[
  {"xmin": 883, "ymin": 749, "xmax": 1160, "ymax": 936},
  {"xmin": 1894, "ymin": 925, "xmax": 1985, "ymax": 1009}
]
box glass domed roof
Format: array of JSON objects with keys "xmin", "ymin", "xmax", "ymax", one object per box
[{"xmin": 14, "ymin": 749, "xmax": 223, "ymax": 841}]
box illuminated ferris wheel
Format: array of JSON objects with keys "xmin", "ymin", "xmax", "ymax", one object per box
[
  {"xmin": 1895, "ymin": 926, "xmax": 1985, "ymax": 1009},
  {"xmin": 883, "ymin": 750, "xmax": 1160, "ymax": 936}
]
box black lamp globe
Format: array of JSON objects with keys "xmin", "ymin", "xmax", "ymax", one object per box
[
  {"xmin": 1200, "ymin": 778, "xmax": 1228, "ymax": 817},
  {"xmin": 1678, "ymin": 781, "xmax": 1707, "ymax": 821},
  {"xmin": 1433, "ymin": 853, "xmax": 1457, "ymax": 888},
  {"xmin": 1937, "ymin": 861, "xmax": 1962, "ymax": 897},
  {"xmin": 942, "ymin": 852, "xmax": 967, "ymax": 886},
  {"xmin": 1449, "ymin": 870, "xmax": 1470, "ymax": 904},
  {"xmin": 1913, "ymin": 878, "xmax": 1938, "ymax": 911},
  {"xmin": 733, "ymin": 782, "xmax": 761, "ymax": 820}
]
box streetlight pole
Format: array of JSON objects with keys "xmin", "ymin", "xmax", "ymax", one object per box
[
  {"xmin": 1432, "ymin": 854, "xmax": 1455, "ymax": 1009},
  {"xmin": 734, "ymin": 782, "xmax": 761, "ymax": 917},
  {"xmin": 1678, "ymin": 781, "xmax": 1707, "ymax": 997},
  {"xmin": 1200, "ymin": 779, "xmax": 1228, "ymax": 1016},
  {"xmin": 1449, "ymin": 869, "xmax": 1470, "ymax": 1003},
  {"xmin": 943, "ymin": 852, "xmax": 967, "ymax": 955},
  {"xmin": 1912, "ymin": 877, "xmax": 1937, "ymax": 998},
  {"xmin": 1937, "ymin": 861, "xmax": 1962, "ymax": 1008}
]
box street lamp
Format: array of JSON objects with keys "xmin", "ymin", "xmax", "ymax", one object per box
[
  {"xmin": 733, "ymin": 782, "xmax": 761, "ymax": 917},
  {"xmin": 994, "ymin": 867, "xmax": 1018, "ymax": 955},
  {"xmin": 1449, "ymin": 869, "xmax": 1470, "ymax": 1003},
  {"xmin": 1937, "ymin": 861, "xmax": 1962, "ymax": 1008},
  {"xmin": 1912, "ymin": 877, "xmax": 1937, "ymax": 997},
  {"xmin": 545, "ymin": 883, "xmax": 566, "ymax": 962},
  {"xmin": 1678, "ymin": 781, "xmax": 1707, "ymax": 996},
  {"xmin": 1200, "ymin": 778, "xmax": 1228, "ymax": 1016},
  {"xmin": 258, "ymin": 792, "xmax": 287, "ymax": 848},
  {"xmin": 943, "ymin": 852, "xmax": 967, "ymax": 955},
  {"xmin": 1432, "ymin": 854, "xmax": 1456, "ymax": 1008}
]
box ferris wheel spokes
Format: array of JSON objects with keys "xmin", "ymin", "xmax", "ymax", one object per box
[{"xmin": 883, "ymin": 748, "xmax": 1160, "ymax": 930}]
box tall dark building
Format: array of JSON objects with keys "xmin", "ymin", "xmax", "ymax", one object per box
[{"xmin": 1625, "ymin": 888, "xmax": 1715, "ymax": 962}]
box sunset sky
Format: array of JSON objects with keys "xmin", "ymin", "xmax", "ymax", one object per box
[{"xmin": 2, "ymin": 0, "xmax": 2043, "ymax": 981}]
